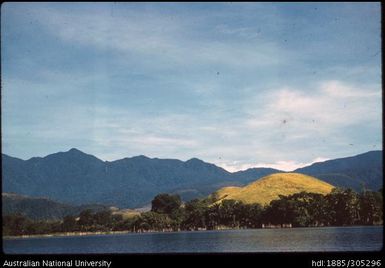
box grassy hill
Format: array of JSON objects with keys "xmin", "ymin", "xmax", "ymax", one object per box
[
  {"xmin": 112, "ymin": 208, "xmax": 141, "ymax": 219},
  {"xmin": 213, "ymin": 173, "xmax": 335, "ymax": 205}
]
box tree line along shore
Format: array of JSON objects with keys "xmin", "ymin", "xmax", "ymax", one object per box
[{"xmin": 3, "ymin": 188, "xmax": 383, "ymax": 238}]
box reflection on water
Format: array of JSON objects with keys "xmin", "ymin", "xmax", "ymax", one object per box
[{"xmin": 3, "ymin": 226, "xmax": 383, "ymax": 254}]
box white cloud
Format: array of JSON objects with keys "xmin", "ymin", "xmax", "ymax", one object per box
[
  {"xmin": 215, "ymin": 24, "xmax": 261, "ymax": 39},
  {"xmin": 320, "ymin": 80, "xmax": 381, "ymax": 98},
  {"xmin": 253, "ymin": 157, "xmax": 331, "ymax": 172},
  {"xmin": 28, "ymin": 5, "xmax": 290, "ymax": 70},
  {"xmin": 245, "ymin": 80, "xmax": 381, "ymax": 133},
  {"xmin": 216, "ymin": 157, "xmax": 330, "ymax": 172},
  {"xmin": 209, "ymin": 80, "xmax": 381, "ymax": 171}
]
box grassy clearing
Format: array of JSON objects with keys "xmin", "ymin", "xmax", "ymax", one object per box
[{"xmin": 214, "ymin": 172, "xmax": 334, "ymax": 205}]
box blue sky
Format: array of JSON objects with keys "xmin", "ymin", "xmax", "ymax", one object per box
[{"xmin": 1, "ymin": 2, "xmax": 382, "ymax": 171}]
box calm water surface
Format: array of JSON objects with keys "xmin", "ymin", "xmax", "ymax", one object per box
[{"xmin": 3, "ymin": 226, "xmax": 382, "ymax": 253}]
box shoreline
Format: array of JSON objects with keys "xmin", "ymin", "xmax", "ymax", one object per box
[
  {"xmin": 3, "ymin": 225, "xmax": 383, "ymax": 240},
  {"xmin": 3, "ymin": 230, "xmax": 132, "ymax": 240}
]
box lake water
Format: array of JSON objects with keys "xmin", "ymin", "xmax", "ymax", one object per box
[{"xmin": 3, "ymin": 226, "xmax": 383, "ymax": 253}]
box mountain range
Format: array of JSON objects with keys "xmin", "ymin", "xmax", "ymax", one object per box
[
  {"xmin": 294, "ymin": 151, "xmax": 383, "ymax": 191},
  {"xmin": 2, "ymin": 149, "xmax": 382, "ymax": 208},
  {"xmin": 2, "ymin": 192, "xmax": 109, "ymax": 221}
]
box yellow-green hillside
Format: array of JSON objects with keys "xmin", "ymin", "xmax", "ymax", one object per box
[
  {"xmin": 112, "ymin": 209, "xmax": 141, "ymax": 219},
  {"xmin": 214, "ymin": 173, "xmax": 334, "ymax": 205}
]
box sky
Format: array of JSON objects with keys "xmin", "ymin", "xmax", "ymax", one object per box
[{"xmin": 1, "ymin": 2, "xmax": 382, "ymax": 172}]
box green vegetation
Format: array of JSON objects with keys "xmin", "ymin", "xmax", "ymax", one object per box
[
  {"xmin": 3, "ymin": 189, "xmax": 382, "ymax": 236},
  {"xmin": 151, "ymin": 193, "xmax": 182, "ymax": 215}
]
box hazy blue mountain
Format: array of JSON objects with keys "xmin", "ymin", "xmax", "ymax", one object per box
[
  {"xmin": 2, "ymin": 192, "xmax": 108, "ymax": 221},
  {"xmin": 294, "ymin": 151, "xmax": 382, "ymax": 192},
  {"xmin": 2, "ymin": 149, "xmax": 108, "ymax": 206},
  {"xmin": 2, "ymin": 148, "xmax": 280, "ymax": 208},
  {"xmin": 2, "ymin": 149, "xmax": 382, "ymax": 208}
]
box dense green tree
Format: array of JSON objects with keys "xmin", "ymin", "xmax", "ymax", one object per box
[
  {"xmin": 94, "ymin": 210, "xmax": 113, "ymax": 227},
  {"xmin": 110, "ymin": 214, "xmax": 124, "ymax": 229},
  {"xmin": 3, "ymin": 214, "xmax": 62, "ymax": 235},
  {"xmin": 151, "ymin": 194, "xmax": 182, "ymax": 215},
  {"xmin": 134, "ymin": 211, "xmax": 173, "ymax": 231},
  {"xmin": 305, "ymin": 193, "xmax": 330, "ymax": 226},
  {"xmin": 242, "ymin": 203, "xmax": 264, "ymax": 228},
  {"xmin": 262, "ymin": 192, "xmax": 330, "ymax": 227},
  {"xmin": 113, "ymin": 217, "xmax": 136, "ymax": 231},
  {"xmin": 77, "ymin": 209, "xmax": 95, "ymax": 227},
  {"xmin": 286, "ymin": 192, "xmax": 329, "ymax": 227},
  {"xmin": 218, "ymin": 200, "xmax": 242, "ymax": 227},
  {"xmin": 182, "ymin": 199, "xmax": 208, "ymax": 230},
  {"xmin": 264, "ymin": 195, "xmax": 294, "ymax": 225},
  {"xmin": 2, "ymin": 214, "xmax": 30, "ymax": 236},
  {"xmin": 326, "ymin": 188, "xmax": 360, "ymax": 226},
  {"xmin": 359, "ymin": 190, "xmax": 383, "ymax": 225},
  {"xmin": 62, "ymin": 215, "xmax": 77, "ymax": 232},
  {"xmin": 204, "ymin": 203, "xmax": 220, "ymax": 230}
]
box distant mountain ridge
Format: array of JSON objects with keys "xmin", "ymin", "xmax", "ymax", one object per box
[
  {"xmin": 2, "ymin": 148, "xmax": 282, "ymax": 208},
  {"xmin": 2, "ymin": 149, "xmax": 382, "ymax": 208},
  {"xmin": 2, "ymin": 192, "xmax": 109, "ymax": 220},
  {"xmin": 294, "ymin": 151, "xmax": 383, "ymax": 192}
]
